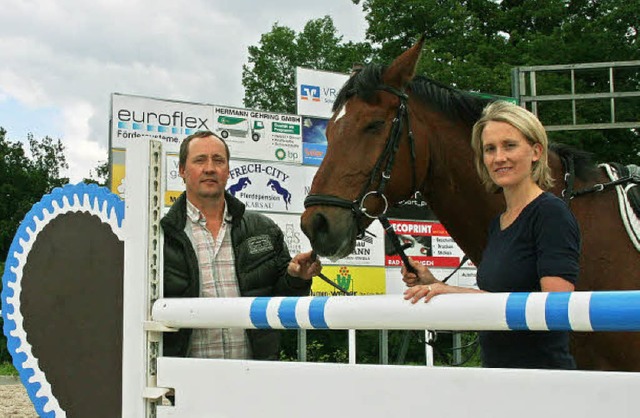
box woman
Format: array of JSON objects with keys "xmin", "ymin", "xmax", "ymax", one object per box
[{"xmin": 403, "ymin": 101, "xmax": 580, "ymax": 369}]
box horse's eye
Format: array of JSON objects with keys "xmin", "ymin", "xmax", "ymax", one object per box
[{"xmin": 364, "ymin": 120, "xmax": 385, "ymax": 133}]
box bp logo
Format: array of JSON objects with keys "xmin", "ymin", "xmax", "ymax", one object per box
[{"xmin": 275, "ymin": 148, "xmax": 286, "ymax": 160}]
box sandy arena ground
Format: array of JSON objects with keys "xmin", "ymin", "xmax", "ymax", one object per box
[
  {"xmin": 0, "ymin": 380, "xmax": 38, "ymax": 418},
  {"xmin": 0, "ymin": 378, "xmax": 171, "ymax": 417}
]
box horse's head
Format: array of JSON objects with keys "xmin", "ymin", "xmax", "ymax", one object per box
[{"xmin": 301, "ymin": 35, "xmax": 429, "ymax": 260}]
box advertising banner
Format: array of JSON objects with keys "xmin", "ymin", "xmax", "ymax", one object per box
[
  {"xmin": 226, "ymin": 161, "xmax": 316, "ymax": 214},
  {"xmin": 213, "ymin": 105, "xmax": 302, "ymax": 164},
  {"xmin": 385, "ymin": 267, "xmax": 456, "ymax": 295},
  {"xmin": 311, "ymin": 266, "xmax": 386, "ymax": 296},
  {"xmin": 458, "ymin": 269, "xmax": 478, "ymax": 289},
  {"xmin": 384, "ymin": 220, "xmax": 467, "ymax": 268},
  {"xmin": 266, "ymin": 213, "xmax": 385, "ymax": 267},
  {"xmin": 111, "ymin": 93, "xmax": 213, "ymax": 152},
  {"xmin": 110, "ymin": 94, "xmax": 307, "ymax": 200},
  {"xmin": 296, "ymin": 67, "xmax": 349, "ymax": 118},
  {"xmin": 162, "ymin": 157, "xmax": 317, "ymax": 210},
  {"xmin": 265, "ymin": 213, "xmax": 311, "ymax": 257},
  {"xmin": 302, "ymin": 116, "xmax": 329, "ymax": 166}
]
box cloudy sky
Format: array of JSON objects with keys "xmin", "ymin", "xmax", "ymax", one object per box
[{"xmin": 0, "ymin": 0, "xmax": 368, "ymax": 182}]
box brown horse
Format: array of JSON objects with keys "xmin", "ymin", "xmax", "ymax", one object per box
[{"xmin": 300, "ymin": 36, "xmax": 640, "ymax": 371}]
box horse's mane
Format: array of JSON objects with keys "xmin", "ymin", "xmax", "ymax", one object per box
[
  {"xmin": 550, "ymin": 142, "xmax": 599, "ymax": 182},
  {"xmin": 334, "ymin": 63, "xmax": 598, "ymax": 181},
  {"xmin": 333, "ymin": 63, "xmax": 489, "ymax": 125}
]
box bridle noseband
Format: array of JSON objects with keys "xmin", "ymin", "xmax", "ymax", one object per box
[{"xmin": 303, "ymin": 85, "xmax": 418, "ymax": 240}]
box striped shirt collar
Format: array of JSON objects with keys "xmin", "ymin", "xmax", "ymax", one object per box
[{"xmin": 185, "ymin": 198, "xmax": 232, "ymax": 225}]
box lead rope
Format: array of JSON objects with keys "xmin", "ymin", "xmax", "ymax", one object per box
[
  {"xmin": 378, "ymin": 214, "xmax": 417, "ymax": 274},
  {"xmin": 309, "ymin": 251, "xmax": 351, "ymax": 294}
]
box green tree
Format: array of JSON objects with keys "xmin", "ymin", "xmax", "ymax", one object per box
[
  {"xmin": 354, "ymin": 0, "xmax": 639, "ymax": 163},
  {"xmin": 242, "ymin": 16, "xmax": 374, "ymax": 114},
  {"xmin": 0, "ymin": 129, "xmax": 69, "ymax": 260},
  {"xmin": 84, "ymin": 160, "xmax": 109, "ymax": 187}
]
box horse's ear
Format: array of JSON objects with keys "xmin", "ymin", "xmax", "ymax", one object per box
[{"xmin": 382, "ymin": 33, "xmax": 426, "ymax": 89}]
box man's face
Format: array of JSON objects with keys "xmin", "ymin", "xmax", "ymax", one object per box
[{"xmin": 179, "ymin": 135, "xmax": 230, "ymax": 202}]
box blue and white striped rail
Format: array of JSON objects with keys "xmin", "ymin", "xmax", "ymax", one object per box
[{"xmin": 151, "ymin": 291, "xmax": 640, "ymax": 332}]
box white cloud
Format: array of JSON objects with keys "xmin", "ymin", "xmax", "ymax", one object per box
[{"xmin": 0, "ymin": 0, "xmax": 367, "ymax": 182}]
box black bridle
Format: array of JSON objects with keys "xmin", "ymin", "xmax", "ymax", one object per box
[{"xmin": 304, "ymin": 84, "xmax": 418, "ymax": 272}]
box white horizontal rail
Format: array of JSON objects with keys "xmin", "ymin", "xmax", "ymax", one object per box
[{"xmin": 151, "ymin": 291, "xmax": 640, "ymax": 332}]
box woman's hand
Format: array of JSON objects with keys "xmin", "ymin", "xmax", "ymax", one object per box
[
  {"xmin": 404, "ymin": 281, "xmax": 449, "ymax": 304},
  {"xmin": 401, "ymin": 257, "xmax": 438, "ymax": 287},
  {"xmin": 404, "ymin": 279, "xmax": 485, "ymax": 304}
]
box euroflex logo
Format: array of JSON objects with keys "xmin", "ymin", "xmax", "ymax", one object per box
[{"xmin": 115, "ymin": 109, "xmax": 210, "ymax": 136}]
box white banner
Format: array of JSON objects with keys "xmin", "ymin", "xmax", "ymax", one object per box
[
  {"xmin": 267, "ymin": 213, "xmax": 385, "ymax": 267},
  {"xmin": 265, "ymin": 213, "xmax": 312, "ymax": 256},
  {"xmin": 227, "ymin": 161, "xmax": 316, "ymax": 214},
  {"xmin": 111, "ymin": 94, "xmax": 213, "ymax": 152},
  {"xmin": 296, "ymin": 67, "xmax": 349, "ymax": 118},
  {"xmin": 213, "ymin": 105, "xmax": 302, "ymax": 164}
]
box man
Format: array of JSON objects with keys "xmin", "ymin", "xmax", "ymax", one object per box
[{"xmin": 161, "ymin": 130, "xmax": 321, "ymax": 360}]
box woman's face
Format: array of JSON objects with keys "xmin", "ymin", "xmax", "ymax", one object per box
[{"xmin": 481, "ymin": 121, "xmax": 542, "ymax": 191}]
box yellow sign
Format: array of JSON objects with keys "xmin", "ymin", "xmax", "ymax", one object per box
[
  {"xmin": 165, "ymin": 190, "xmax": 183, "ymax": 206},
  {"xmin": 110, "ymin": 148, "xmax": 126, "ymax": 198},
  {"xmin": 311, "ymin": 266, "xmax": 385, "ymax": 296}
]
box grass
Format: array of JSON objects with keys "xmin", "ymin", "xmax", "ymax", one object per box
[{"xmin": 0, "ymin": 361, "xmax": 17, "ymax": 376}]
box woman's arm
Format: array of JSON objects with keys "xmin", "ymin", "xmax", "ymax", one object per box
[
  {"xmin": 401, "ymin": 256, "xmax": 485, "ymax": 303},
  {"xmin": 404, "ymin": 282, "xmax": 484, "ymax": 303},
  {"xmin": 540, "ymin": 276, "xmax": 575, "ymax": 292}
]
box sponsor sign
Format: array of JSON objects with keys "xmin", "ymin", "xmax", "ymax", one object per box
[
  {"xmin": 311, "ymin": 266, "xmax": 386, "ymax": 296},
  {"xmin": 213, "ymin": 106, "xmax": 302, "ymax": 163},
  {"xmin": 111, "ymin": 94, "xmax": 213, "ymax": 152},
  {"xmin": 267, "ymin": 213, "xmax": 385, "ymax": 267},
  {"xmin": 226, "ymin": 161, "xmax": 316, "ymax": 214},
  {"xmin": 384, "ymin": 220, "xmax": 467, "ymax": 268},
  {"xmin": 110, "ymin": 148, "xmax": 126, "ymax": 198},
  {"xmin": 458, "ymin": 269, "xmax": 478, "ymax": 289},
  {"xmin": 333, "ymin": 220, "xmax": 385, "ymax": 267},
  {"xmin": 385, "ymin": 267, "xmax": 454, "ymax": 295},
  {"xmin": 166, "ymin": 152, "xmax": 182, "ymax": 191},
  {"xmin": 296, "ymin": 67, "xmax": 349, "ymax": 118},
  {"xmin": 266, "ymin": 213, "xmax": 310, "ymax": 257},
  {"xmin": 302, "ymin": 116, "xmax": 329, "ymax": 166},
  {"xmin": 163, "ymin": 156, "xmax": 316, "ymax": 210}
]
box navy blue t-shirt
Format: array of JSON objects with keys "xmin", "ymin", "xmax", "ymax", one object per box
[{"xmin": 476, "ymin": 192, "xmax": 581, "ymax": 369}]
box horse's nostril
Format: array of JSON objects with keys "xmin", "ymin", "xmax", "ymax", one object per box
[{"xmin": 312, "ymin": 212, "xmax": 329, "ymax": 236}]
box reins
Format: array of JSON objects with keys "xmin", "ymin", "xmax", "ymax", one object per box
[{"xmin": 561, "ymin": 155, "xmax": 640, "ymax": 203}]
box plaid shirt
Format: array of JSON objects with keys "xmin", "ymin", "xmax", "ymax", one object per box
[{"xmin": 184, "ymin": 199, "xmax": 251, "ymax": 359}]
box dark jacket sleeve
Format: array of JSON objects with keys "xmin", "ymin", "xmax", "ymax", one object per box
[{"xmin": 233, "ymin": 213, "xmax": 311, "ymax": 297}]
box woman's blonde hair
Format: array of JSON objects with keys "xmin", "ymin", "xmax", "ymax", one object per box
[{"xmin": 471, "ymin": 101, "xmax": 554, "ymax": 193}]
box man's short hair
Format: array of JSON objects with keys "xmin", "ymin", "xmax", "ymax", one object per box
[{"xmin": 178, "ymin": 130, "xmax": 230, "ymax": 168}]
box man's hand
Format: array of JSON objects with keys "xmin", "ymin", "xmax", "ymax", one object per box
[{"xmin": 287, "ymin": 250, "xmax": 322, "ymax": 280}]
